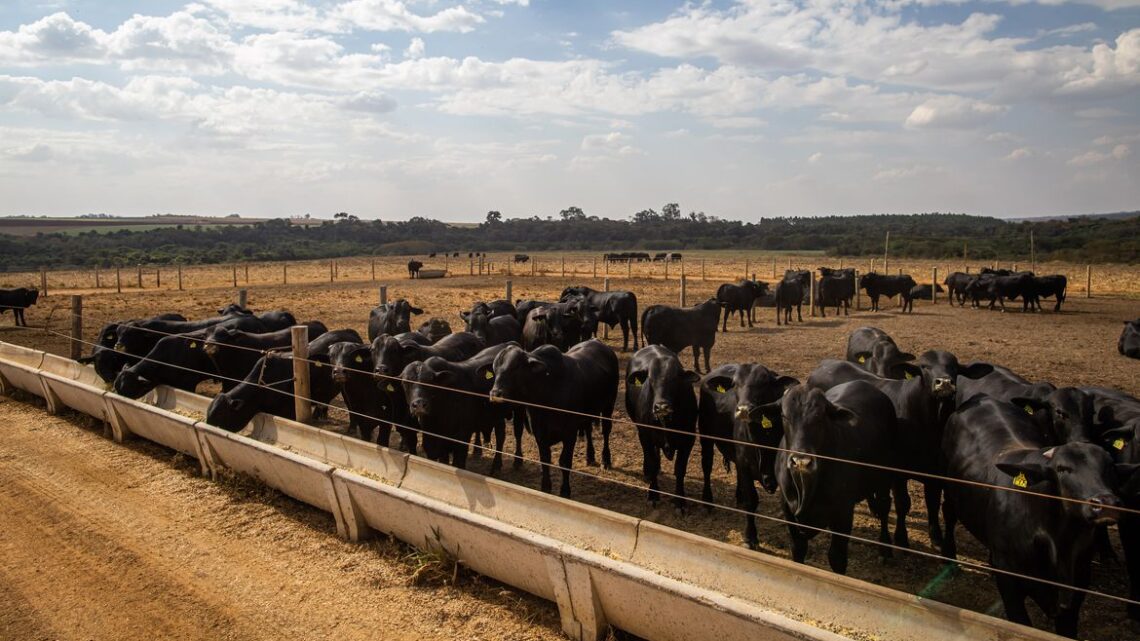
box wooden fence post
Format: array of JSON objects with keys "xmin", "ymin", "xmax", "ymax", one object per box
[
  {"xmin": 232, "ymin": 265, "xmax": 238, "ymax": 288},
  {"xmin": 665, "ymin": 261, "xmax": 669, "ymax": 281},
  {"xmin": 116, "ymin": 268, "xmax": 122, "ymax": 294},
  {"xmin": 470, "ymin": 256, "xmax": 474, "ymax": 276},
  {"xmin": 745, "ymin": 259, "xmax": 749, "ymax": 281},
  {"xmin": 379, "ymin": 286, "xmax": 388, "ymax": 306},
  {"xmin": 95, "ymin": 267, "xmax": 100, "ymax": 289},
  {"xmin": 679, "ymin": 276, "xmax": 687, "ymax": 307},
  {"xmin": 137, "ymin": 265, "xmax": 142, "ymax": 289},
  {"xmin": 1086, "ymin": 265, "xmax": 1092, "ymax": 298},
  {"xmin": 329, "ymin": 261, "xmax": 334, "ymax": 283},
  {"xmin": 561, "ymin": 256, "xmax": 566, "ymax": 278},
  {"xmin": 479, "ymin": 255, "xmax": 485, "ymax": 275},
  {"xmin": 238, "ymin": 289, "xmax": 247, "ymax": 308},
  {"xmin": 505, "ymin": 280, "xmax": 513, "ymax": 303},
  {"xmin": 245, "ymin": 264, "xmax": 250, "ymax": 283},
  {"xmin": 932, "ymin": 267, "xmax": 938, "ymax": 304},
  {"xmin": 771, "ymin": 257, "xmax": 776, "ymax": 278},
  {"xmin": 291, "ymin": 326, "xmax": 312, "ymax": 424},
  {"xmin": 177, "ymin": 264, "xmax": 183, "ymax": 291},
  {"xmin": 371, "ymin": 259, "xmax": 376, "ymax": 282},
  {"xmin": 854, "ymin": 269, "xmax": 860, "ymax": 311},
  {"xmin": 701, "ymin": 259, "xmax": 706, "ymax": 281},
  {"xmin": 532, "ymin": 259, "xmax": 536, "ymax": 277},
  {"xmin": 283, "ymin": 263, "xmax": 288, "ymax": 285},
  {"xmin": 593, "ymin": 258, "xmax": 597, "ymax": 279},
  {"xmin": 626, "ymin": 259, "xmax": 632, "ymax": 279},
  {"xmin": 70, "ymin": 295, "xmax": 82, "ymax": 360},
  {"xmin": 40, "ymin": 270, "xmax": 48, "ymax": 296},
  {"xmin": 156, "ymin": 269, "xmax": 161, "ymax": 289}
]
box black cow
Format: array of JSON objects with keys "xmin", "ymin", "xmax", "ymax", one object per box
[
  {"xmin": 513, "ymin": 254, "xmax": 530, "ymax": 263},
  {"xmin": 367, "ymin": 299, "xmax": 424, "ymax": 341},
  {"xmin": 625, "ymin": 345, "xmax": 699, "ymax": 509},
  {"xmin": 845, "ymin": 327, "xmax": 914, "ymax": 379},
  {"xmin": 113, "ymin": 314, "xmax": 251, "ymax": 361},
  {"xmin": 715, "ymin": 281, "xmax": 768, "ymax": 331},
  {"xmin": 775, "ymin": 270, "xmax": 810, "ymax": 325},
  {"xmin": 203, "ymin": 322, "xmax": 328, "ymax": 391},
  {"xmin": 204, "ymin": 349, "xmax": 336, "ymax": 432},
  {"xmin": 466, "ymin": 299, "xmax": 516, "ymax": 322},
  {"xmin": 403, "ymin": 343, "xmax": 522, "ymax": 475},
  {"xmin": 82, "ymin": 313, "xmax": 187, "ymax": 378},
  {"xmin": 372, "ymin": 331, "xmax": 485, "ymax": 452},
  {"xmin": 417, "ymin": 318, "xmax": 452, "ymax": 343},
  {"xmin": 908, "ymin": 283, "xmax": 944, "ymax": 301},
  {"xmin": 407, "ymin": 260, "xmax": 423, "ymax": 278},
  {"xmin": 941, "ymin": 395, "xmax": 1134, "ymax": 637},
  {"xmin": 463, "ymin": 308, "xmax": 521, "ymax": 347},
  {"xmin": 955, "ymin": 363, "xmax": 1056, "ymax": 407},
  {"xmin": 1028, "ymin": 275, "xmax": 1067, "ymax": 312},
  {"xmin": 757, "ymin": 382, "xmax": 897, "ymax": 573},
  {"xmin": 859, "ymin": 272, "xmax": 918, "ymax": 312},
  {"xmin": 807, "ymin": 351, "xmax": 993, "ymax": 547},
  {"xmin": 642, "ymin": 298, "xmax": 720, "ymax": 374},
  {"xmin": 698, "ymin": 363, "xmax": 798, "ymax": 547},
  {"xmin": 328, "ymin": 339, "xmax": 391, "ymax": 444},
  {"xmin": 1121, "ymin": 319, "xmax": 1140, "ymax": 359},
  {"xmin": 560, "ymin": 286, "xmax": 639, "ymax": 352},
  {"xmin": 966, "ymin": 272, "xmax": 1037, "ymax": 312},
  {"xmin": 943, "ymin": 272, "xmax": 973, "ymax": 306},
  {"xmin": 521, "ymin": 300, "xmax": 589, "ymax": 352},
  {"xmin": 489, "ymin": 340, "xmax": 618, "ymax": 496},
  {"xmin": 0, "ymin": 287, "xmax": 39, "ymax": 326},
  {"xmin": 514, "ymin": 299, "xmax": 553, "ymax": 325},
  {"xmin": 112, "ymin": 315, "xmax": 271, "ymax": 398},
  {"xmin": 817, "ymin": 268, "xmax": 855, "ymax": 318}
]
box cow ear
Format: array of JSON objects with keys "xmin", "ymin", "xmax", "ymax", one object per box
[
  {"xmin": 959, "ymin": 362, "xmax": 994, "ymax": 380},
  {"xmin": 775, "ymin": 376, "xmax": 800, "ymax": 393},
  {"xmin": 432, "ymin": 370, "xmax": 455, "ymax": 385},
  {"xmin": 1096, "ymin": 405, "xmax": 1119, "ymax": 427},
  {"xmin": 410, "ymin": 307, "xmax": 424, "ymax": 315},
  {"xmin": 627, "ymin": 370, "xmax": 648, "ymax": 388},
  {"xmin": 527, "ymin": 357, "xmax": 548, "ymax": 376},
  {"xmin": 476, "ymin": 364, "xmax": 495, "ymax": 382},
  {"xmin": 896, "ymin": 363, "xmax": 922, "ymax": 381},
  {"xmin": 994, "ymin": 449, "xmax": 1049, "ymax": 487},
  {"xmin": 896, "ymin": 352, "xmax": 916, "ymax": 363},
  {"xmin": 826, "ymin": 404, "xmax": 858, "ymax": 428},
  {"xmin": 1010, "ymin": 397, "xmax": 1048, "ymax": 417},
  {"xmin": 852, "ymin": 352, "xmax": 872, "ymax": 365},
  {"xmin": 532, "ymin": 312, "xmax": 547, "ymax": 322},
  {"xmin": 706, "ymin": 376, "xmax": 734, "ymax": 394},
  {"xmin": 749, "ymin": 401, "xmax": 783, "ymax": 434},
  {"xmin": 459, "ymin": 311, "xmax": 470, "ymax": 320},
  {"xmin": 682, "ymin": 370, "xmax": 700, "ymax": 385},
  {"xmin": 1116, "ymin": 463, "xmax": 1139, "ymax": 485},
  {"xmin": 1102, "ymin": 425, "xmax": 1135, "ymax": 451}
]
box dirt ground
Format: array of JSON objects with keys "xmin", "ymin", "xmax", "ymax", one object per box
[{"xmin": 2, "ymin": 259, "xmax": 1139, "ymax": 641}]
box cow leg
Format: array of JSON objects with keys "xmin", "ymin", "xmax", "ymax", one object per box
[
  {"xmin": 558, "ymin": 433, "xmax": 576, "ymax": 498},
  {"xmin": 630, "ymin": 315, "xmax": 639, "ymax": 350},
  {"xmin": 471, "ymin": 429, "xmax": 484, "ymax": 458},
  {"xmin": 699, "ymin": 435, "xmax": 716, "ymax": 507},
  {"xmin": 691, "ymin": 345, "xmax": 701, "ymax": 375},
  {"xmin": 512, "ymin": 409, "xmax": 527, "ymax": 469},
  {"xmin": 639, "ymin": 429, "xmax": 661, "ymax": 504},
  {"xmin": 1120, "ymin": 512, "xmax": 1140, "ymax": 621},
  {"xmin": 995, "ymin": 575, "xmax": 1032, "ymax": 628},
  {"xmin": 490, "ymin": 418, "xmax": 506, "ymax": 476},
  {"xmin": 359, "ymin": 421, "xmax": 375, "ymax": 443},
  {"xmin": 925, "ymin": 481, "xmax": 944, "ymax": 546},
  {"xmin": 619, "ymin": 319, "xmax": 631, "ymax": 351},
  {"xmin": 537, "ymin": 439, "xmax": 554, "ymax": 494},
  {"xmin": 702, "ymin": 346, "xmax": 711, "ymax": 374},
  {"xmin": 827, "ymin": 507, "xmax": 854, "ymax": 574},
  {"xmin": 671, "ymin": 438, "xmax": 693, "ymax": 512},
  {"xmin": 739, "ymin": 308, "xmax": 745, "ymax": 328},
  {"xmin": 398, "ymin": 425, "xmax": 417, "ymax": 454},
  {"xmin": 940, "ymin": 492, "xmax": 958, "ymax": 560},
  {"xmin": 1093, "ymin": 525, "xmax": 1116, "ymax": 562},
  {"xmin": 868, "ymin": 488, "xmax": 892, "ymax": 559},
  {"xmin": 376, "ymin": 423, "xmax": 391, "ymax": 447},
  {"xmin": 736, "ymin": 466, "xmax": 761, "ymax": 549},
  {"xmin": 453, "ymin": 441, "xmax": 469, "ymax": 470},
  {"xmin": 892, "ymin": 478, "xmax": 911, "ymax": 548},
  {"xmin": 796, "ymin": 302, "xmax": 802, "ymax": 322},
  {"xmin": 582, "ymin": 422, "xmax": 597, "ymax": 466},
  {"xmin": 747, "ymin": 305, "xmax": 754, "ymax": 327},
  {"xmin": 721, "ymin": 308, "xmax": 727, "ymax": 332}
]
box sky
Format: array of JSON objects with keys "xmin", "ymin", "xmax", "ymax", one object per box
[{"xmin": 1, "ymin": 1, "xmax": 1138, "ymax": 221}]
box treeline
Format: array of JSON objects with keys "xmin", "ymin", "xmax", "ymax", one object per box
[{"xmin": 0, "ymin": 210, "xmax": 1137, "ymax": 270}]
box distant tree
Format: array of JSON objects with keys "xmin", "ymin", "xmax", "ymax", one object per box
[
  {"xmin": 559, "ymin": 206, "xmax": 586, "ymax": 221},
  {"xmin": 632, "ymin": 208, "xmax": 659, "ymax": 224},
  {"xmin": 662, "ymin": 203, "xmax": 681, "ymax": 220},
  {"xmin": 485, "ymin": 210, "xmax": 503, "ymax": 224}
]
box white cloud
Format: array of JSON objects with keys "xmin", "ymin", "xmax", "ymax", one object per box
[
  {"xmin": 1068, "ymin": 143, "xmax": 1132, "ymax": 165},
  {"xmin": 807, "ymin": 151, "xmax": 823, "ymax": 164},
  {"xmin": 1005, "ymin": 147, "xmax": 1033, "ymax": 160},
  {"xmin": 873, "ymin": 164, "xmax": 943, "ymax": 181},
  {"xmin": 905, "ymin": 95, "xmax": 1007, "ymax": 128},
  {"xmin": 405, "ymin": 37, "xmax": 425, "ymax": 59}
]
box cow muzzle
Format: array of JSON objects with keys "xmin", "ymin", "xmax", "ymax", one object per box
[
  {"xmin": 735, "ymin": 404, "xmax": 754, "ymax": 420},
  {"xmin": 789, "ymin": 454, "xmax": 815, "ymax": 473},
  {"xmin": 1087, "ymin": 494, "xmax": 1122, "ymax": 525},
  {"xmin": 489, "ymin": 388, "xmax": 506, "ymax": 403},
  {"xmin": 652, "ymin": 402, "xmax": 673, "ymax": 420},
  {"xmin": 114, "ymin": 343, "xmax": 126, "ymax": 353},
  {"xmin": 331, "ymin": 370, "xmax": 347, "ymax": 384},
  {"xmin": 932, "ymin": 377, "xmax": 955, "ymax": 397}
]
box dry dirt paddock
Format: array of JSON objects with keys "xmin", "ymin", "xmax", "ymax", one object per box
[{"xmin": 2, "ymin": 254, "xmax": 1139, "ymax": 641}]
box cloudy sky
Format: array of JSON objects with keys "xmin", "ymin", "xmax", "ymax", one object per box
[{"xmin": 1, "ymin": 1, "xmax": 1138, "ymax": 221}]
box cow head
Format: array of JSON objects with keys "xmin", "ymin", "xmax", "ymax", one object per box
[
  {"xmin": 710, "ymin": 363, "xmax": 798, "ymax": 493},
  {"xmin": 771, "ymin": 385, "xmax": 857, "ymax": 516},
  {"xmin": 206, "ymin": 392, "xmax": 254, "ymax": 432},
  {"xmin": 489, "ymin": 344, "xmax": 556, "ymax": 403},
  {"xmin": 909, "ymin": 350, "xmax": 993, "ymax": 401},
  {"xmin": 1012, "ymin": 387, "xmax": 1098, "ymax": 445},
  {"xmin": 329, "ymin": 342, "xmax": 372, "ymax": 386},
  {"xmin": 995, "ymin": 443, "xmax": 1134, "ymax": 525},
  {"xmin": 112, "ymin": 367, "xmax": 152, "ymax": 399},
  {"xmin": 626, "ymin": 345, "xmax": 698, "ymax": 425}
]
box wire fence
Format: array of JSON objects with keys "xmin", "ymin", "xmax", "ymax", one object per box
[{"xmin": 1, "ymin": 306, "xmax": 1136, "ymax": 615}]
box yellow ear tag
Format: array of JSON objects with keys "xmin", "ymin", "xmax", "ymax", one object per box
[
  {"xmin": 314, "ymin": 362, "xmax": 322, "ymax": 368},
  {"xmin": 484, "ymin": 370, "xmax": 494, "ymax": 380},
  {"xmin": 1023, "ymin": 405, "xmax": 1034, "ymax": 415},
  {"xmin": 761, "ymin": 416, "xmax": 773, "ymax": 430},
  {"xmin": 354, "ymin": 355, "xmax": 363, "ymax": 364},
  {"xmin": 1012, "ymin": 472, "xmax": 1028, "ymax": 488},
  {"xmin": 385, "ymin": 383, "xmax": 395, "ymax": 392},
  {"xmin": 715, "ymin": 385, "xmax": 726, "ymax": 393},
  {"xmin": 189, "ymin": 341, "xmax": 198, "ymax": 349},
  {"xmin": 1113, "ymin": 438, "xmax": 1126, "ymax": 451},
  {"xmin": 634, "ymin": 378, "xmax": 644, "ymax": 387},
  {"xmin": 857, "ymin": 355, "xmax": 866, "ymax": 364},
  {"xmin": 904, "ymin": 371, "xmax": 913, "ymax": 380}
]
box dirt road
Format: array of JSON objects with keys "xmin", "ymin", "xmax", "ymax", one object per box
[{"xmin": 0, "ymin": 395, "xmax": 561, "ymax": 641}]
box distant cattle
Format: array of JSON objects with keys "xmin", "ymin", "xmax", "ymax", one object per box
[
  {"xmin": 417, "ymin": 318, "xmax": 452, "ymax": 343},
  {"xmin": 942, "ymin": 272, "xmax": 973, "ymax": 306},
  {"xmin": 429, "ymin": 252, "xmax": 437, "ymax": 258},
  {"xmin": 561, "ymin": 286, "xmax": 639, "ymax": 351},
  {"xmin": 513, "ymin": 254, "xmax": 530, "ymax": 263},
  {"xmin": 452, "ymin": 252, "xmax": 459, "ymax": 258},
  {"xmin": 965, "ymin": 272, "xmax": 1036, "ymax": 312},
  {"xmin": 652, "ymin": 252, "xmax": 683, "ymax": 262},
  {"xmin": 908, "ymin": 283, "xmax": 944, "ymax": 301},
  {"xmin": 1027, "ymin": 274, "xmax": 1068, "ymax": 312},
  {"xmin": 604, "ymin": 252, "xmax": 651, "ymax": 263},
  {"xmin": 715, "ymin": 281, "xmax": 767, "ymax": 331},
  {"xmin": 407, "ymin": 260, "xmax": 423, "ymax": 278},
  {"xmin": 642, "ymin": 298, "xmax": 721, "ymax": 374},
  {"xmin": 1121, "ymin": 319, "xmax": 1140, "ymax": 359},
  {"xmin": 859, "ymin": 272, "xmax": 917, "ymax": 313},
  {"xmin": 776, "ymin": 270, "xmax": 810, "ymax": 325},
  {"xmin": 0, "ymin": 287, "xmax": 39, "ymax": 326},
  {"xmin": 817, "ymin": 267, "xmax": 855, "ymax": 317}
]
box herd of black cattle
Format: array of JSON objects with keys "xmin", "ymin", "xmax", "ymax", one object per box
[{"xmin": 0, "ymin": 265, "xmax": 1138, "ymax": 637}]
